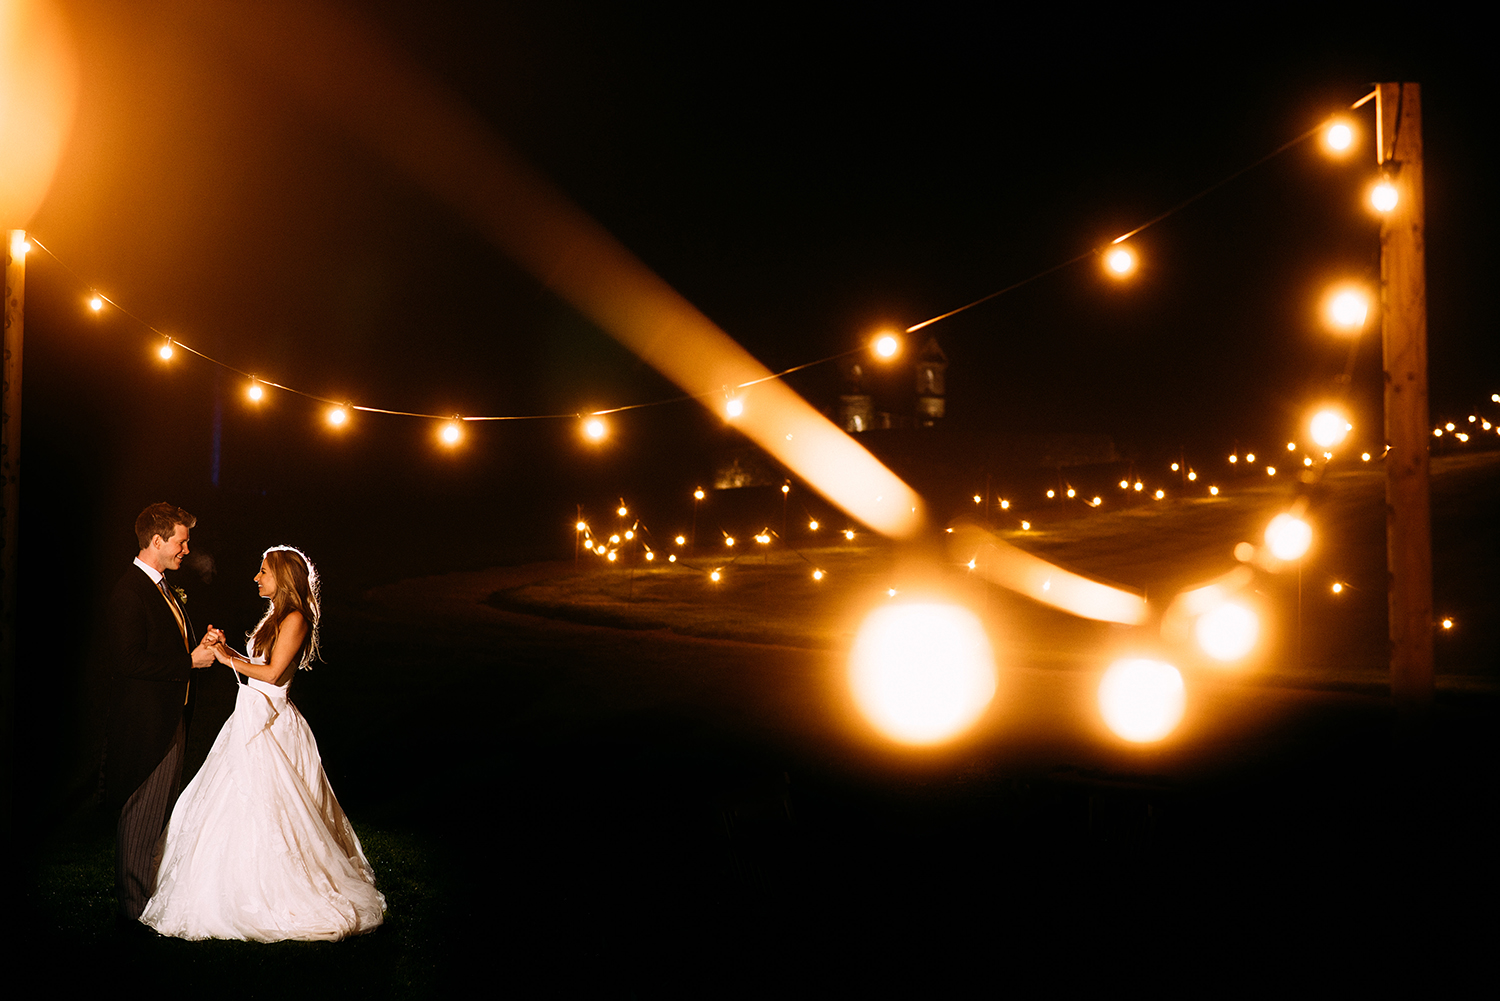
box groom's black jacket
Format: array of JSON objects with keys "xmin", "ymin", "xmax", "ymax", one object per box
[{"xmin": 103, "ymin": 566, "xmax": 198, "ymax": 807}]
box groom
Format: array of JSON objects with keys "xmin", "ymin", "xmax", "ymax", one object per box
[{"xmin": 104, "ymin": 502, "xmax": 222, "ymax": 924}]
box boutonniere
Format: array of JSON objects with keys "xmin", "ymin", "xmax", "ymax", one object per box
[{"xmin": 172, "ymin": 586, "xmax": 188, "ymax": 606}]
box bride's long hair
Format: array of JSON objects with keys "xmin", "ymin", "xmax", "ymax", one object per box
[{"xmin": 249, "ymin": 545, "xmax": 321, "ymax": 670}]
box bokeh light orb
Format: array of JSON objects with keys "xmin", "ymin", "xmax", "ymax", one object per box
[
  {"xmin": 440, "ymin": 422, "xmax": 461, "ymax": 445},
  {"xmin": 1329, "ymin": 290, "xmax": 1369, "ymax": 330},
  {"xmin": 1371, "ymin": 181, "xmax": 1398, "ymax": 213},
  {"xmin": 1310, "ymin": 409, "xmax": 1350, "ymax": 448},
  {"xmin": 1326, "ymin": 122, "xmax": 1353, "ymax": 151},
  {"xmin": 725, "ymin": 398, "xmax": 744, "ymax": 418},
  {"xmin": 874, "ymin": 334, "xmax": 899, "ymax": 358},
  {"xmin": 1195, "ymin": 602, "xmax": 1259, "ymax": 662},
  {"xmin": 327, "ymin": 406, "xmax": 347, "ymax": 426},
  {"xmin": 584, "ymin": 417, "xmax": 606, "ymax": 440},
  {"xmin": 1098, "ymin": 659, "xmax": 1185, "ymax": 743},
  {"xmin": 849, "ymin": 603, "xmax": 997, "ymax": 745},
  {"xmin": 1105, "ymin": 246, "xmax": 1137, "ymax": 277},
  {"xmin": 1265, "ymin": 513, "xmax": 1312, "ymax": 561}
]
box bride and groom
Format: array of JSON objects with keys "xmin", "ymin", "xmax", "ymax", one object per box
[{"xmin": 106, "ymin": 502, "xmax": 384, "ymax": 941}]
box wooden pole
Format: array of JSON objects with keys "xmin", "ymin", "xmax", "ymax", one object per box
[
  {"xmin": 3, "ymin": 232, "xmax": 25, "ymax": 743},
  {"xmin": 1376, "ymin": 83, "xmax": 1434, "ymax": 709}
]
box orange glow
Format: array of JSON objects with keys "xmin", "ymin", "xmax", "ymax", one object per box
[
  {"xmin": 812, "ymin": 569, "xmax": 824, "ymax": 580},
  {"xmin": 809, "ymin": 520, "xmax": 819, "ymax": 530},
  {"xmin": 1331, "ymin": 582, "xmax": 1343, "ymax": 594},
  {"xmin": 1098, "ymin": 659, "xmax": 1184, "ymax": 742},
  {"xmin": 1371, "ymin": 180, "xmax": 1398, "ymax": 213},
  {"xmin": 1195, "ymin": 602, "xmax": 1259, "ymax": 662},
  {"xmin": 873, "ymin": 333, "xmax": 899, "ymax": 358},
  {"xmin": 1325, "ymin": 121, "xmax": 1354, "ymax": 152},
  {"xmin": 89, "ymin": 294, "xmax": 103, "ymax": 312},
  {"xmin": 948, "ymin": 524, "xmax": 1147, "ymax": 625},
  {"xmin": 247, "ymin": 381, "xmax": 263, "ymax": 401},
  {"xmin": 0, "ymin": 0, "xmax": 79, "ymax": 229},
  {"xmin": 1246, "ymin": 453, "xmax": 1255, "ymax": 463},
  {"xmin": 1104, "ymin": 246, "xmax": 1137, "ymax": 278},
  {"xmin": 724, "ymin": 536, "xmax": 735, "ymax": 547},
  {"xmin": 584, "ymin": 417, "xmax": 606, "ymax": 440},
  {"xmin": 575, "ymin": 521, "xmax": 587, "ymax": 532},
  {"xmin": 439, "ymin": 421, "xmax": 462, "ymax": 445},
  {"xmin": 617, "ymin": 505, "xmax": 627, "ymax": 516},
  {"xmin": 327, "ymin": 406, "xmax": 348, "ymax": 426},
  {"xmin": 1310, "ymin": 409, "xmax": 1350, "ymax": 447},
  {"xmin": 158, "ymin": 340, "xmax": 174, "ymax": 361},
  {"xmin": 1266, "ymin": 466, "xmax": 1276, "ymax": 476},
  {"xmin": 844, "ymin": 530, "xmax": 856, "ymax": 540},
  {"xmin": 674, "ymin": 535, "xmax": 686, "ymax": 545},
  {"xmin": 694, "ymin": 488, "xmax": 705, "ymax": 500},
  {"xmin": 849, "ymin": 603, "xmax": 997, "ymax": 745},
  {"xmin": 1265, "ymin": 513, "xmax": 1312, "ymax": 561},
  {"xmin": 710, "ymin": 569, "xmax": 721, "ymax": 582},
  {"xmin": 1209, "ymin": 485, "xmax": 1219, "ymax": 496},
  {"xmin": 1326, "ymin": 288, "xmax": 1370, "ymax": 331}
]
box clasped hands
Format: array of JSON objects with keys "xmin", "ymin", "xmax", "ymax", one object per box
[{"xmin": 191, "ymin": 625, "xmax": 232, "ymax": 669}]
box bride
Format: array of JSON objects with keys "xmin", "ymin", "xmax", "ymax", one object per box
[{"xmin": 140, "ymin": 546, "xmax": 385, "ymax": 941}]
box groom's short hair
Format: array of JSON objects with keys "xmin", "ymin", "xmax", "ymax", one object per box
[{"xmin": 135, "ymin": 502, "xmax": 197, "ymax": 550}]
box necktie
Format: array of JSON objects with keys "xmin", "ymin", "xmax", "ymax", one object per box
[{"xmin": 157, "ymin": 578, "xmax": 192, "ymax": 704}]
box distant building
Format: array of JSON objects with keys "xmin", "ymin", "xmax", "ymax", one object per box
[{"xmin": 914, "ymin": 335, "xmax": 947, "ymax": 427}]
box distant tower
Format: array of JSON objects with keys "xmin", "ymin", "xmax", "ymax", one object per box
[
  {"xmin": 838, "ymin": 362, "xmax": 874, "ymax": 433},
  {"xmin": 914, "ymin": 335, "xmax": 947, "ymax": 427}
]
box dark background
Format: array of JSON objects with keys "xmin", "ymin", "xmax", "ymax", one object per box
[{"xmin": 15, "ymin": 1, "xmax": 1498, "ymax": 832}]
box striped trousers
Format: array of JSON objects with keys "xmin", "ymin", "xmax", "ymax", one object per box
[{"xmin": 115, "ymin": 716, "xmax": 186, "ymax": 920}]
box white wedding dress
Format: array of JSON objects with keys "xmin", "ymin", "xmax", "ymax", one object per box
[{"xmin": 140, "ymin": 666, "xmax": 385, "ymax": 941}]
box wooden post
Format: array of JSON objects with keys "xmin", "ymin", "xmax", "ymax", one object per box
[
  {"xmin": 3, "ymin": 232, "xmax": 25, "ymax": 706},
  {"xmin": 1377, "ymin": 83, "xmax": 1434, "ymax": 709}
]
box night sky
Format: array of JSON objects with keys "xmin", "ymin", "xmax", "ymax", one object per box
[{"xmin": 19, "ymin": 2, "xmax": 1498, "ymax": 591}]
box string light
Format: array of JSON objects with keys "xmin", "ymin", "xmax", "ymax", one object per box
[
  {"xmin": 694, "ymin": 488, "xmax": 705, "ymax": 501},
  {"xmin": 327, "ymin": 405, "xmax": 348, "ymax": 426},
  {"xmin": 812, "ymin": 569, "xmax": 824, "ymax": 580},
  {"xmin": 844, "ymin": 530, "xmax": 856, "ymax": 541},
  {"xmin": 440, "ymin": 420, "xmax": 462, "ymax": 446},
  {"xmin": 1265, "ymin": 513, "xmax": 1312, "ymax": 561},
  {"xmin": 1327, "ymin": 288, "xmax": 1370, "ymax": 331},
  {"xmin": 674, "ymin": 535, "xmax": 686, "ymax": 545},
  {"xmin": 1228, "ymin": 455, "xmax": 1237, "ymax": 464},
  {"xmin": 1361, "ymin": 452, "xmax": 1371, "ymax": 461},
  {"xmin": 1019, "ymin": 521, "xmax": 1030, "ymax": 531},
  {"xmin": 873, "ymin": 334, "xmax": 899, "ymax": 358},
  {"xmin": 1104, "ymin": 245, "xmax": 1137, "ymax": 278},
  {"xmin": 1325, "ymin": 121, "xmax": 1353, "ymax": 152},
  {"xmin": 1266, "ymin": 466, "xmax": 1276, "ymax": 476},
  {"xmin": 247, "ymin": 379, "xmax": 263, "ymax": 402},
  {"xmin": 89, "ymin": 294, "xmax": 104, "ymax": 312},
  {"xmin": 1371, "ymin": 179, "xmax": 1398, "ymax": 213},
  {"xmin": 725, "ymin": 536, "xmax": 735, "ymax": 547},
  {"xmin": 710, "ymin": 569, "xmax": 722, "ymax": 582},
  {"xmin": 1245, "ymin": 453, "xmax": 1255, "ymax": 463},
  {"xmin": 808, "ymin": 520, "xmax": 819, "ymax": 530},
  {"xmin": 1331, "ymin": 582, "xmax": 1343, "ymax": 594},
  {"xmin": 583, "ymin": 417, "xmax": 607, "ymax": 441},
  {"xmin": 1187, "ymin": 471, "xmax": 1197, "ymax": 481},
  {"xmin": 1209, "ymin": 485, "xmax": 1219, "ymax": 496},
  {"xmin": 998, "ymin": 500, "xmax": 1009, "ymax": 510},
  {"xmin": 725, "ymin": 397, "xmax": 743, "ymax": 419},
  {"xmin": 158, "ymin": 338, "xmax": 174, "ymax": 361}
]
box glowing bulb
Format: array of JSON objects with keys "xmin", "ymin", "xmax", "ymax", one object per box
[
  {"xmin": 1287, "ymin": 442, "xmax": 1296, "ymax": 451},
  {"xmin": 1092, "ymin": 496, "xmax": 1102, "ymax": 506},
  {"xmin": 1371, "ymin": 181, "xmax": 1398, "ymax": 212},
  {"xmin": 247, "ymin": 382, "xmax": 263, "ymax": 401},
  {"xmin": 89, "ymin": 295, "xmax": 103, "ymax": 312},
  {"xmin": 1266, "ymin": 466, "xmax": 1276, "ymax": 476},
  {"xmin": 617, "ymin": 506, "xmax": 628, "ymax": 516},
  {"xmin": 710, "ymin": 569, "xmax": 721, "ymax": 582},
  {"xmin": 327, "ymin": 406, "xmax": 347, "ymax": 426},
  {"xmin": 675, "ymin": 535, "xmax": 686, "ymax": 545},
  {"xmin": 844, "ymin": 530, "xmax": 856, "ymax": 540},
  {"xmin": 1171, "ymin": 463, "xmax": 1180, "ymax": 472},
  {"xmin": 10, "ymin": 233, "xmax": 30, "ymax": 258},
  {"xmin": 668, "ymin": 554, "xmax": 677, "ymax": 563},
  {"xmin": 609, "ymin": 534, "xmax": 620, "ymax": 544},
  {"xmin": 1098, "ymin": 659, "xmax": 1184, "ymax": 743},
  {"xmin": 1120, "ymin": 480, "xmax": 1129, "ymax": 489},
  {"xmin": 1209, "ymin": 485, "xmax": 1219, "ymax": 496},
  {"xmin": 726, "ymin": 398, "xmax": 744, "ymax": 418},
  {"xmin": 1361, "ymin": 452, "xmax": 1371, "ymax": 461},
  {"xmin": 1046, "ymin": 489, "xmax": 1055, "ymax": 499},
  {"xmin": 1444, "ymin": 422, "xmax": 1455, "ymax": 431},
  {"xmin": 1326, "ymin": 122, "xmax": 1353, "ymax": 151},
  {"xmin": 1020, "ymin": 521, "xmax": 1030, "ymax": 530},
  {"xmin": 887, "ymin": 588, "xmax": 898, "ymax": 597},
  {"xmin": 1245, "ymin": 453, "xmax": 1255, "ymax": 463},
  {"xmin": 1187, "ymin": 471, "xmax": 1197, "ymax": 481},
  {"xmin": 645, "ymin": 551, "xmax": 655, "ymax": 561},
  {"xmin": 584, "ymin": 418, "xmax": 606, "ymax": 440},
  {"xmin": 1433, "ymin": 428, "xmax": 1443, "ymax": 437},
  {"xmin": 999, "ymin": 500, "xmax": 1009, "ymax": 510},
  {"xmin": 874, "ymin": 334, "xmax": 899, "ymax": 358},
  {"xmin": 607, "ymin": 551, "xmax": 618, "ymax": 562},
  {"xmin": 576, "ymin": 521, "xmax": 587, "ymax": 532},
  {"xmin": 1196, "ymin": 603, "xmax": 1259, "ymax": 662},
  {"xmin": 440, "ymin": 422, "xmax": 461, "ymax": 445},
  {"xmin": 812, "ymin": 569, "xmax": 824, "ymax": 581},
  {"xmin": 1066, "ymin": 488, "xmax": 1076, "ymax": 498},
  {"xmin": 1229, "ymin": 455, "xmax": 1238, "ymax": 464},
  {"xmin": 1331, "ymin": 582, "xmax": 1343, "ymax": 594},
  {"xmin": 1265, "ymin": 513, "xmax": 1312, "ymax": 561},
  {"xmin": 694, "ymin": 489, "xmax": 705, "ymax": 500},
  {"xmin": 725, "ymin": 537, "xmax": 735, "ymax": 547},
  {"xmin": 1105, "ymin": 246, "xmax": 1137, "ymax": 277},
  {"xmin": 1154, "ymin": 489, "xmax": 1164, "ymax": 500},
  {"xmin": 966, "ymin": 558, "xmax": 976, "ymax": 570},
  {"xmin": 158, "ymin": 340, "xmax": 174, "ymax": 361},
  {"xmin": 973, "ymin": 494, "xmax": 982, "ymax": 504},
  {"xmin": 809, "ymin": 520, "xmax": 819, "ymax": 530},
  {"xmin": 849, "ymin": 603, "xmax": 997, "ymax": 745},
  {"xmin": 624, "ymin": 530, "xmax": 634, "ymax": 540},
  {"xmin": 1303, "ymin": 457, "xmax": 1313, "ymax": 467},
  {"xmin": 782, "ymin": 484, "xmax": 791, "ymax": 495},
  {"xmin": 1134, "ymin": 482, "xmax": 1143, "ymax": 491},
  {"xmin": 1441, "ymin": 617, "xmax": 1453, "ymax": 630},
  {"xmin": 1329, "ymin": 290, "xmax": 1369, "ymax": 330}
]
